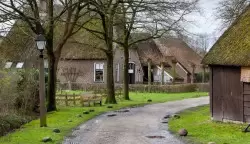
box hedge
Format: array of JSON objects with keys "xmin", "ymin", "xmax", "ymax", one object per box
[
  {"xmin": 58, "ymin": 83, "xmax": 209, "ymax": 93},
  {"xmin": 0, "ymin": 115, "xmax": 31, "ymax": 136}
]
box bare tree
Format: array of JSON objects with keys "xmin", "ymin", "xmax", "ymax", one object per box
[
  {"xmin": 0, "ymin": 0, "xmax": 91, "ymax": 111},
  {"xmin": 215, "ymin": 0, "xmax": 250, "ymax": 28},
  {"xmin": 114, "ymin": 0, "xmax": 200, "ymax": 100}
]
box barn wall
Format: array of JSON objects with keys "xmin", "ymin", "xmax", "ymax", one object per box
[
  {"xmin": 211, "ymin": 65, "xmax": 243, "ymax": 122},
  {"xmin": 243, "ymin": 83, "xmax": 250, "ymax": 122}
]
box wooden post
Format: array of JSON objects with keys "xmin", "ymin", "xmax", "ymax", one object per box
[
  {"xmin": 65, "ymin": 93, "xmax": 68, "ymax": 106},
  {"xmin": 161, "ymin": 62, "xmax": 164, "ymax": 85},
  {"xmin": 73, "ymin": 93, "xmax": 76, "ymax": 105},
  {"xmin": 147, "ymin": 59, "xmax": 152, "ymax": 85},
  {"xmin": 39, "ymin": 51, "xmax": 47, "ymax": 127},
  {"xmin": 171, "ymin": 58, "xmax": 177, "ymax": 84},
  {"xmin": 191, "ymin": 63, "xmax": 196, "ymax": 84}
]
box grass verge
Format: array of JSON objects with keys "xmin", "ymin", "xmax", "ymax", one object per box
[
  {"xmin": 0, "ymin": 92, "xmax": 207, "ymax": 144},
  {"xmin": 168, "ymin": 105, "xmax": 250, "ymax": 144}
]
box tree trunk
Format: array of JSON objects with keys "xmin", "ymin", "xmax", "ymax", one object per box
[
  {"xmin": 105, "ymin": 52, "xmax": 117, "ymax": 104},
  {"xmin": 123, "ymin": 47, "xmax": 129, "ymax": 100},
  {"xmin": 161, "ymin": 62, "xmax": 164, "ymax": 85},
  {"xmin": 47, "ymin": 54, "xmax": 58, "ymax": 111}
]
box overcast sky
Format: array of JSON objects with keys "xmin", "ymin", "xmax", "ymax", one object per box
[
  {"xmin": 189, "ymin": 0, "xmax": 224, "ymax": 35},
  {"xmin": 185, "ymin": 0, "xmax": 225, "ymax": 48}
]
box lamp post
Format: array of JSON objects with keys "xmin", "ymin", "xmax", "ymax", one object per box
[{"xmin": 35, "ymin": 34, "xmax": 47, "ymax": 127}]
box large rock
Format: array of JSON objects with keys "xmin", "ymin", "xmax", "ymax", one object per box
[
  {"xmin": 42, "ymin": 137, "xmax": 52, "ymax": 143},
  {"xmin": 178, "ymin": 129, "xmax": 188, "ymax": 136},
  {"xmin": 208, "ymin": 142, "xmax": 216, "ymax": 144}
]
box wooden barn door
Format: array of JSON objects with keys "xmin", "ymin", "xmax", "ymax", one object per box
[
  {"xmin": 222, "ymin": 67, "xmax": 242, "ymax": 121},
  {"xmin": 212, "ymin": 66, "xmax": 243, "ymax": 121},
  {"xmin": 212, "ymin": 66, "xmax": 223, "ymax": 121}
]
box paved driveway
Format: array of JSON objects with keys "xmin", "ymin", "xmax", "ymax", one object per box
[{"xmin": 63, "ymin": 97, "xmax": 209, "ymax": 144}]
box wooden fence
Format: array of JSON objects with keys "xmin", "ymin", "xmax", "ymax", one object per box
[{"xmin": 56, "ymin": 93, "xmax": 81, "ymax": 106}]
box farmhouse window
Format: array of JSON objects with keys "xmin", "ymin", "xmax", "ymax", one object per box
[
  {"xmin": 16, "ymin": 62, "xmax": 24, "ymax": 68},
  {"xmin": 4, "ymin": 62, "xmax": 13, "ymax": 68},
  {"xmin": 94, "ymin": 63, "xmax": 104, "ymax": 82}
]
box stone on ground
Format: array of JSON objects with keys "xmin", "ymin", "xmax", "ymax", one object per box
[
  {"xmin": 163, "ymin": 114, "xmax": 171, "ymax": 119},
  {"xmin": 83, "ymin": 111, "xmax": 89, "ymax": 114},
  {"xmin": 107, "ymin": 114, "xmax": 117, "ymax": 117},
  {"xmin": 53, "ymin": 128, "xmax": 60, "ymax": 133},
  {"xmin": 42, "ymin": 137, "xmax": 52, "ymax": 143},
  {"xmin": 173, "ymin": 114, "xmax": 180, "ymax": 119},
  {"xmin": 178, "ymin": 129, "xmax": 188, "ymax": 136},
  {"xmin": 89, "ymin": 109, "xmax": 95, "ymax": 112},
  {"xmin": 208, "ymin": 142, "xmax": 216, "ymax": 144}
]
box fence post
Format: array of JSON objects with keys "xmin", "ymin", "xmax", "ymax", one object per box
[
  {"xmin": 65, "ymin": 93, "xmax": 68, "ymax": 106},
  {"xmin": 73, "ymin": 93, "xmax": 76, "ymax": 105}
]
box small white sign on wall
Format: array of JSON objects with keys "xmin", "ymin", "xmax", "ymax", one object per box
[{"xmin": 129, "ymin": 69, "xmax": 134, "ymax": 73}]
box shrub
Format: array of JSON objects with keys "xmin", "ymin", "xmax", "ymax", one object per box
[
  {"xmin": 0, "ymin": 69, "xmax": 39, "ymax": 136},
  {"xmin": 57, "ymin": 82, "xmax": 209, "ymax": 93}
]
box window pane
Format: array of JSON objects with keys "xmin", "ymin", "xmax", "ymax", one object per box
[
  {"xmin": 5, "ymin": 62, "xmax": 12, "ymax": 68},
  {"xmin": 95, "ymin": 70, "xmax": 103, "ymax": 82},
  {"xmin": 100, "ymin": 63, "xmax": 104, "ymax": 69},
  {"xmin": 16, "ymin": 62, "xmax": 24, "ymax": 68},
  {"xmin": 96, "ymin": 64, "xmax": 100, "ymax": 69}
]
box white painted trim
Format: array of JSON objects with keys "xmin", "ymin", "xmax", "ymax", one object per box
[
  {"xmin": 177, "ymin": 63, "xmax": 188, "ymax": 74},
  {"xmin": 156, "ymin": 66, "xmax": 173, "ymax": 79},
  {"xmin": 94, "ymin": 62, "xmax": 104, "ymax": 82}
]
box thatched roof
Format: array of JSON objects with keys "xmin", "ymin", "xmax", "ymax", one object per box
[
  {"xmin": 202, "ymin": 5, "xmax": 250, "ymax": 66},
  {"xmin": 155, "ymin": 38, "xmax": 203, "ymax": 73},
  {"xmin": 0, "ymin": 21, "xmax": 37, "ymax": 63},
  {"xmin": 0, "ymin": 20, "xmax": 107, "ymax": 63},
  {"xmin": 136, "ymin": 38, "xmax": 167, "ymax": 66}
]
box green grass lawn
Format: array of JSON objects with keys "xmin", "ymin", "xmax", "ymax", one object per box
[
  {"xmin": 0, "ymin": 92, "xmax": 207, "ymax": 144},
  {"xmin": 168, "ymin": 105, "xmax": 250, "ymax": 144}
]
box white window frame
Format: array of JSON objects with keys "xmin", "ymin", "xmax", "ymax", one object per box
[
  {"xmin": 4, "ymin": 62, "xmax": 13, "ymax": 69},
  {"xmin": 16, "ymin": 62, "xmax": 24, "ymax": 69},
  {"xmin": 94, "ymin": 63, "xmax": 104, "ymax": 82}
]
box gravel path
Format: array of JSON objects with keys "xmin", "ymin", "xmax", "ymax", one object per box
[{"xmin": 63, "ymin": 97, "xmax": 209, "ymax": 144}]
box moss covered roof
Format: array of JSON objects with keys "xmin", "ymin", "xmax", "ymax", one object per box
[
  {"xmin": 202, "ymin": 5, "xmax": 250, "ymax": 66},
  {"xmin": 0, "ymin": 20, "xmax": 106, "ymax": 62}
]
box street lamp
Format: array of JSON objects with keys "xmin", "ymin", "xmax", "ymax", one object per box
[{"xmin": 35, "ymin": 34, "xmax": 47, "ymax": 127}]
